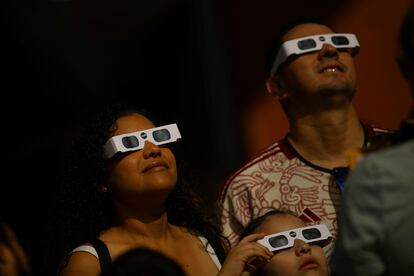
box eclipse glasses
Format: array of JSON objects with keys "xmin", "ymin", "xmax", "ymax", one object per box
[
  {"xmin": 103, "ymin": 123, "xmax": 182, "ymax": 159},
  {"xmin": 257, "ymin": 223, "xmax": 332, "ymax": 252},
  {"xmin": 270, "ymin": 33, "xmax": 360, "ymax": 76}
]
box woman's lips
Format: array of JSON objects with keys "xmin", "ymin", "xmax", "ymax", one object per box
[{"xmin": 142, "ymin": 160, "xmax": 168, "ymax": 173}]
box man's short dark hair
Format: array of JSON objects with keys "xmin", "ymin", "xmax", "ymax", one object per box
[{"xmin": 266, "ymin": 16, "xmax": 330, "ymax": 75}]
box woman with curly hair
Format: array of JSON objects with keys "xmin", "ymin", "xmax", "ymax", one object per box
[{"xmin": 47, "ymin": 102, "xmax": 272, "ymax": 276}]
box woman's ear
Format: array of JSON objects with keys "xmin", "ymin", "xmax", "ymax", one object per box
[{"xmin": 266, "ymin": 75, "xmax": 288, "ymax": 100}]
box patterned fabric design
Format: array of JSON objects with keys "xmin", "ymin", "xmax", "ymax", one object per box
[{"xmin": 219, "ymin": 124, "xmax": 393, "ymax": 258}]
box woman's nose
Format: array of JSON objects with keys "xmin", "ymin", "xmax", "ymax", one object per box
[
  {"xmin": 318, "ymin": 43, "xmax": 339, "ymax": 60},
  {"xmin": 294, "ymin": 239, "xmax": 311, "ymax": 256},
  {"xmin": 142, "ymin": 141, "xmax": 161, "ymax": 158}
]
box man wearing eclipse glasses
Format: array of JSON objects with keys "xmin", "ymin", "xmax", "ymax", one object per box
[{"xmin": 220, "ymin": 18, "xmax": 394, "ymax": 257}]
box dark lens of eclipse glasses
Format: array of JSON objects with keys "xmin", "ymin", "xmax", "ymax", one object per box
[
  {"xmin": 331, "ymin": 36, "xmax": 349, "ymax": 45},
  {"xmin": 269, "ymin": 235, "xmax": 289, "ymax": 248},
  {"xmin": 122, "ymin": 136, "xmax": 140, "ymax": 149},
  {"xmin": 152, "ymin": 129, "xmax": 171, "ymax": 142},
  {"xmin": 297, "ymin": 39, "xmax": 317, "ymax": 50},
  {"xmin": 302, "ymin": 228, "xmax": 322, "ymax": 240}
]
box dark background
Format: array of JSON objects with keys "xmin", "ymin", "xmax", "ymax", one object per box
[{"xmin": 1, "ymin": 0, "xmax": 412, "ymax": 275}]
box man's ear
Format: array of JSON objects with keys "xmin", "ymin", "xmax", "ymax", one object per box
[{"xmin": 266, "ymin": 75, "xmax": 288, "ymax": 100}]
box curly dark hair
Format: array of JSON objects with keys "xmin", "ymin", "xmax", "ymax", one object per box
[{"xmin": 46, "ymin": 102, "xmax": 224, "ymax": 272}]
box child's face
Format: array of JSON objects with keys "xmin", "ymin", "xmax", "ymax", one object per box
[{"xmin": 254, "ymin": 214, "xmax": 328, "ymax": 276}]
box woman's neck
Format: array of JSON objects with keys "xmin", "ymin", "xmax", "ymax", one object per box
[{"xmin": 110, "ymin": 199, "xmax": 174, "ymax": 242}]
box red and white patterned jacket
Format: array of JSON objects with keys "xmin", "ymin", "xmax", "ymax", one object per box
[{"xmin": 219, "ymin": 124, "xmax": 394, "ymax": 256}]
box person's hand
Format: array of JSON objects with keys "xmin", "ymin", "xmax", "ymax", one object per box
[{"xmin": 218, "ymin": 233, "xmax": 273, "ymax": 276}]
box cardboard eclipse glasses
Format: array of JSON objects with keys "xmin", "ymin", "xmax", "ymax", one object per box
[
  {"xmin": 103, "ymin": 123, "xmax": 181, "ymax": 159},
  {"xmin": 257, "ymin": 223, "xmax": 332, "ymax": 252},
  {"xmin": 270, "ymin": 33, "xmax": 360, "ymax": 76}
]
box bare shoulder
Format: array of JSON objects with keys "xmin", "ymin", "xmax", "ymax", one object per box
[{"xmin": 58, "ymin": 251, "xmax": 100, "ymax": 276}]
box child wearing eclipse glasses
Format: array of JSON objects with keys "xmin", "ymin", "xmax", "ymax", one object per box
[{"xmin": 240, "ymin": 209, "xmax": 332, "ymax": 276}]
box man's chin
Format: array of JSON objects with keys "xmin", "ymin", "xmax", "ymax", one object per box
[
  {"xmin": 319, "ymin": 83, "xmax": 355, "ymax": 98},
  {"xmin": 317, "ymin": 85, "xmax": 356, "ymax": 108}
]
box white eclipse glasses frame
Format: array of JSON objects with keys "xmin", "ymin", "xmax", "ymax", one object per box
[
  {"xmin": 257, "ymin": 223, "xmax": 332, "ymax": 252},
  {"xmin": 270, "ymin": 33, "xmax": 360, "ymax": 76},
  {"xmin": 103, "ymin": 123, "xmax": 182, "ymax": 159}
]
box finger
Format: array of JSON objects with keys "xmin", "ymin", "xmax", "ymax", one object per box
[
  {"xmin": 256, "ymin": 242, "xmax": 274, "ymax": 258},
  {"xmin": 237, "ymin": 235, "xmax": 273, "ymax": 258},
  {"xmin": 235, "ymin": 243, "xmax": 274, "ymax": 261},
  {"xmin": 238, "ymin": 232, "xmax": 267, "ymax": 243}
]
